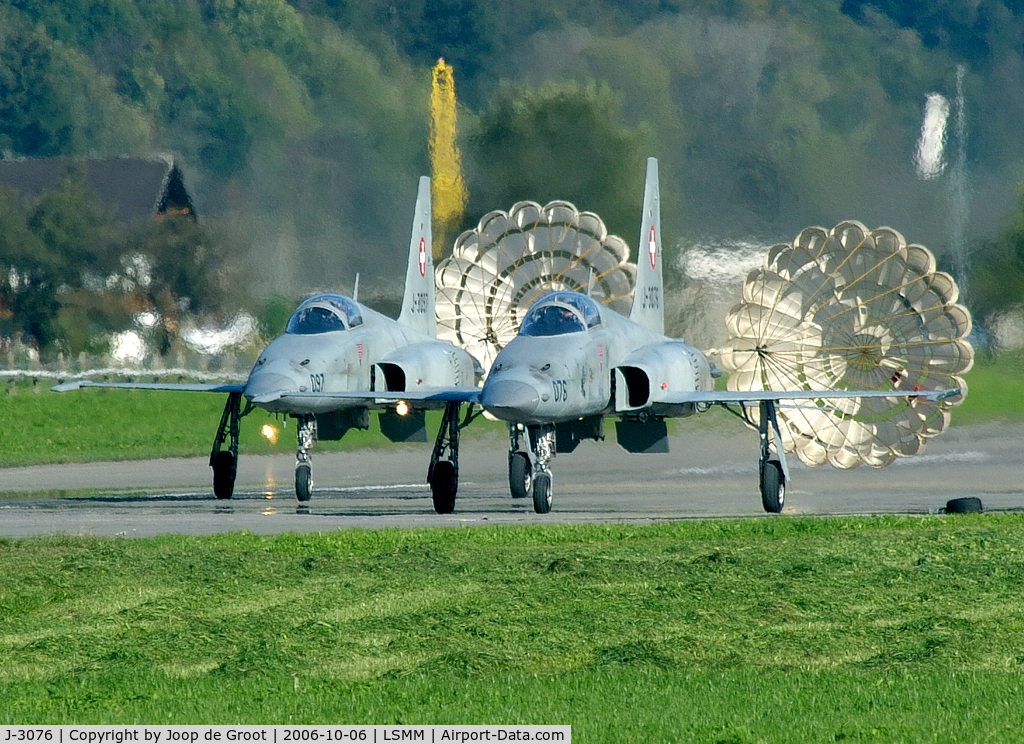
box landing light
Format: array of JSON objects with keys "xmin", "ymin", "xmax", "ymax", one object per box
[
  {"xmin": 261, "ymin": 424, "xmax": 279, "ymax": 444},
  {"xmin": 396, "ymin": 401, "xmax": 410, "ymax": 416}
]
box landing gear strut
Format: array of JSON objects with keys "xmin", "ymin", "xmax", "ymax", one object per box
[
  {"xmin": 294, "ymin": 414, "xmax": 317, "ymax": 502},
  {"xmin": 757, "ymin": 399, "xmax": 789, "ymax": 513},
  {"xmin": 210, "ymin": 392, "xmax": 244, "ymax": 499},
  {"xmin": 427, "ymin": 402, "xmax": 479, "ymax": 514},
  {"xmin": 509, "ymin": 424, "xmax": 555, "ymax": 514},
  {"xmin": 428, "ymin": 402, "xmax": 460, "ymax": 513}
]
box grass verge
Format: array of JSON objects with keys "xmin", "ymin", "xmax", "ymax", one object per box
[
  {"xmin": 2, "ymin": 517, "xmax": 1024, "ymax": 739},
  {"xmin": 0, "ymin": 382, "xmax": 505, "ymax": 467}
]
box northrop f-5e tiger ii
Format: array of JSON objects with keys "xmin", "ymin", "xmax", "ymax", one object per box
[{"xmin": 55, "ymin": 177, "xmax": 483, "ymax": 513}]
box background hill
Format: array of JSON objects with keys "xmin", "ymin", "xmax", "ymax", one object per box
[{"xmin": 2, "ymin": 0, "xmax": 1024, "ymax": 355}]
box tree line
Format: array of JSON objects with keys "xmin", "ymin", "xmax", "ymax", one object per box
[{"xmin": 1, "ymin": 0, "xmax": 1023, "ymax": 356}]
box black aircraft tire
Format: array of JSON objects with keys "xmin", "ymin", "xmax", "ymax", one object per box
[
  {"xmin": 945, "ymin": 496, "xmax": 983, "ymax": 514},
  {"xmin": 295, "ymin": 463, "xmax": 313, "ymax": 502},
  {"xmin": 760, "ymin": 460, "xmax": 785, "ymax": 514},
  {"xmin": 509, "ymin": 452, "xmax": 532, "ymax": 499},
  {"xmin": 431, "ymin": 460, "xmax": 457, "ymax": 514},
  {"xmin": 533, "ymin": 472, "xmax": 553, "ymax": 514},
  {"xmin": 212, "ymin": 450, "xmax": 237, "ymax": 500}
]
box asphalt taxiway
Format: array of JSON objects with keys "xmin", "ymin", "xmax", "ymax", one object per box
[{"xmin": 0, "ymin": 421, "xmax": 1020, "ymax": 537}]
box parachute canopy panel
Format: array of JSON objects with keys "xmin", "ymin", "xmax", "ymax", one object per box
[
  {"xmin": 718, "ymin": 220, "xmax": 973, "ymax": 469},
  {"xmin": 436, "ymin": 200, "xmax": 635, "ymax": 371}
]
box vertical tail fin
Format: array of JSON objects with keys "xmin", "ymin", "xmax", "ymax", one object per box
[
  {"xmin": 629, "ymin": 157, "xmax": 664, "ymax": 336},
  {"xmin": 398, "ymin": 176, "xmax": 437, "ymax": 337}
]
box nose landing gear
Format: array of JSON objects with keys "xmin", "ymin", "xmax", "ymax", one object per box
[
  {"xmin": 509, "ymin": 424, "xmax": 556, "ymax": 513},
  {"xmin": 294, "ymin": 414, "xmax": 317, "ymax": 502}
]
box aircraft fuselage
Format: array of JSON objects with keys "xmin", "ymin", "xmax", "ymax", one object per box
[
  {"xmin": 482, "ymin": 297, "xmax": 713, "ymax": 425},
  {"xmin": 245, "ymin": 302, "xmax": 477, "ymax": 415}
]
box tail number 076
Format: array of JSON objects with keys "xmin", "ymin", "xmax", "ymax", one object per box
[{"xmin": 552, "ymin": 379, "xmax": 568, "ymax": 402}]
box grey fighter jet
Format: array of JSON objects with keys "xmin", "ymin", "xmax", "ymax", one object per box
[
  {"xmin": 476, "ymin": 159, "xmax": 962, "ymax": 514},
  {"xmin": 55, "ymin": 177, "xmax": 483, "ymax": 512}
]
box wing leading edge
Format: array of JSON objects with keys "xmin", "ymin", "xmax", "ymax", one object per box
[
  {"xmin": 247, "ymin": 387, "xmax": 482, "ymax": 406},
  {"xmin": 52, "ymin": 380, "xmax": 245, "ymax": 393},
  {"xmin": 658, "ymin": 387, "xmax": 963, "ymax": 406}
]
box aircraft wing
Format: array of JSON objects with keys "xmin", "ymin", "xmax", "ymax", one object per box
[
  {"xmin": 659, "ymin": 387, "xmax": 962, "ymax": 406},
  {"xmin": 52, "ymin": 380, "xmax": 245, "ymax": 393},
  {"xmin": 248, "ymin": 388, "xmax": 482, "ymax": 406}
]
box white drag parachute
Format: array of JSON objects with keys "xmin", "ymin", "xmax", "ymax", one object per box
[
  {"xmin": 718, "ymin": 221, "xmax": 973, "ymax": 468},
  {"xmin": 436, "ymin": 200, "xmax": 635, "ymax": 371}
]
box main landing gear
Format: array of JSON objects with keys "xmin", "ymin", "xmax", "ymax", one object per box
[
  {"xmin": 427, "ymin": 402, "xmax": 479, "ymax": 514},
  {"xmin": 717, "ymin": 398, "xmax": 791, "ymax": 514},
  {"xmin": 757, "ymin": 399, "xmax": 789, "ymax": 513},
  {"xmin": 508, "ymin": 424, "xmax": 555, "ymax": 514},
  {"xmin": 210, "ymin": 392, "xmax": 251, "ymax": 499}
]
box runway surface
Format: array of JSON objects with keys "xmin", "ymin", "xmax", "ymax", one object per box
[{"xmin": 0, "ymin": 420, "xmax": 1021, "ymax": 537}]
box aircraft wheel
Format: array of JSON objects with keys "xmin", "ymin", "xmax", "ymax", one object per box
[
  {"xmin": 509, "ymin": 452, "xmax": 532, "ymax": 499},
  {"xmin": 431, "ymin": 460, "xmax": 457, "ymax": 514},
  {"xmin": 945, "ymin": 497, "xmax": 982, "ymax": 514},
  {"xmin": 212, "ymin": 451, "xmax": 237, "ymax": 500},
  {"xmin": 532, "ymin": 472, "xmax": 553, "ymax": 514},
  {"xmin": 295, "ymin": 463, "xmax": 313, "ymax": 502},
  {"xmin": 760, "ymin": 460, "xmax": 785, "ymax": 514}
]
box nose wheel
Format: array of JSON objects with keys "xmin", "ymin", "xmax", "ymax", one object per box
[
  {"xmin": 509, "ymin": 450, "xmax": 532, "ymax": 499},
  {"xmin": 294, "ymin": 415, "xmax": 317, "ymax": 502},
  {"xmin": 532, "ymin": 471, "xmax": 553, "ymax": 513},
  {"xmin": 508, "ymin": 424, "xmax": 556, "ymax": 513}
]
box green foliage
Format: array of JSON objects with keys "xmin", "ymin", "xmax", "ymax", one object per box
[
  {"xmin": 3, "ymin": 0, "xmax": 1024, "ymax": 340},
  {"xmin": 256, "ymin": 294, "xmax": 297, "ymax": 338},
  {"xmin": 0, "ymin": 167, "xmax": 117, "ymax": 350},
  {"xmin": 469, "ymin": 81, "xmax": 646, "ymax": 241},
  {"xmin": 0, "ymin": 26, "xmax": 74, "ymax": 156},
  {"xmin": 969, "ymin": 189, "xmax": 1024, "ymax": 321},
  {"xmin": 0, "ymin": 160, "xmax": 251, "ymax": 356}
]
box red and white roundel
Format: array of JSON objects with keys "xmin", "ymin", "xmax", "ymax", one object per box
[
  {"xmin": 418, "ymin": 237, "xmax": 428, "ymax": 277},
  {"xmin": 648, "ymin": 225, "xmax": 657, "ymax": 269}
]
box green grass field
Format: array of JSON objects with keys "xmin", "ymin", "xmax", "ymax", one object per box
[{"xmin": 2, "ymin": 517, "xmax": 1024, "ymax": 739}]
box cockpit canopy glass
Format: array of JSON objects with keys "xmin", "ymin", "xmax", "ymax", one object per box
[
  {"xmin": 519, "ymin": 292, "xmax": 602, "ymax": 337},
  {"xmin": 286, "ymin": 293, "xmax": 364, "ymax": 334}
]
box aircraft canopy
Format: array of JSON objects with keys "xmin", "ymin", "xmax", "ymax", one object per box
[
  {"xmin": 519, "ymin": 292, "xmax": 602, "ymax": 337},
  {"xmin": 286, "ymin": 293, "xmax": 364, "ymax": 334}
]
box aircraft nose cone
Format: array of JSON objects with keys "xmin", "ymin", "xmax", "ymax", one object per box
[
  {"xmin": 482, "ymin": 379, "xmax": 541, "ymax": 421},
  {"xmin": 244, "ymin": 372, "xmax": 296, "ymax": 403}
]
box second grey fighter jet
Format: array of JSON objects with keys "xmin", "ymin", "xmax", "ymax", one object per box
[
  {"xmin": 56, "ymin": 177, "xmax": 483, "ymax": 513},
  {"xmin": 475, "ymin": 159, "xmax": 961, "ymax": 514}
]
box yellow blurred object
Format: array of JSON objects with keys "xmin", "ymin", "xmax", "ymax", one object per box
[{"xmin": 430, "ymin": 58, "xmax": 467, "ymax": 258}]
